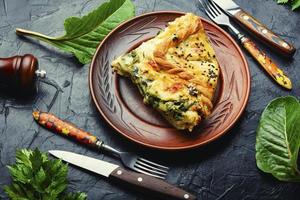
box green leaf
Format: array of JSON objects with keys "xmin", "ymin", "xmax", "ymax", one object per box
[
  {"xmin": 4, "ymin": 149, "xmax": 87, "ymax": 199},
  {"xmin": 31, "ymin": 168, "xmax": 47, "ymax": 193},
  {"xmin": 15, "ymin": 0, "xmax": 135, "ymax": 64},
  {"xmin": 60, "ymin": 192, "xmax": 88, "ymax": 200},
  {"xmin": 292, "ymin": 0, "xmax": 300, "ymax": 10},
  {"xmin": 15, "ymin": 149, "xmax": 32, "ymax": 166},
  {"xmin": 275, "ymin": 0, "xmax": 300, "ymax": 10},
  {"xmin": 4, "ymin": 183, "xmax": 29, "ymax": 200},
  {"xmin": 277, "ymin": 0, "xmax": 289, "ymax": 3},
  {"xmin": 256, "ymin": 96, "xmax": 300, "ymax": 182}
]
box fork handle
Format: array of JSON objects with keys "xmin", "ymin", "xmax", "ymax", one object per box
[
  {"xmin": 234, "ymin": 10, "xmax": 295, "ymax": 57},
  {"xmin": 32, "ymin": 110, "xmax": 104, "ymax": 148},
  {"xmin": 240, "ymin": 36, "xmax": 292, "ymax": 90},
  {"xmin": 110, "ymin": 167, "xmax": 196, "ymax": 200}
]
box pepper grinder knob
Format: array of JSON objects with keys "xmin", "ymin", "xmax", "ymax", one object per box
[
  {"xmin": 0, "ymin": 54, "xmax": 39, "ymax": 93},
  {"xmin": 35, "ymin": 69, "xmax": 47, "ymax": 78}
]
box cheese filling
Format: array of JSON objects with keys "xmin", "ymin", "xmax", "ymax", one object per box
[{"xmin": 112, "ymin": 13, "xmax": 219, "ymax": 131}]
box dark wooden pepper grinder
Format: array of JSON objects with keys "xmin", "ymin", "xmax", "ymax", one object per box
[{"xmin": 0, "ymin": 54, "xmax": 46, "ymax": 94}]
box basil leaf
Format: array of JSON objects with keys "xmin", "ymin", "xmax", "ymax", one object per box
[
  {"xmin": 16, "ymin": 0, "xmax": 135, "ymax": 64},
  {"xmin": 256, "ymin": 96, "xmax": 300, "ymax": 182}
]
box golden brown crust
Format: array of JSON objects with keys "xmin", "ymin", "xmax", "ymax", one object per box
[
  {"xmin": 150, "ymin": 14, "xmax": 217, "ymax": 101},
  {"xmin": 112, "ymin": 13, "xmax": 220, "ymax": 131},
  {"xmin": 152, "ymin": 15, "xmax": 203, "ymax": 73}
]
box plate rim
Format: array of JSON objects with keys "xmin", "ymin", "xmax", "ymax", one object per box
[{"xmin": 89, "ymin": 11, "xmax": 251, "ymax": 151}]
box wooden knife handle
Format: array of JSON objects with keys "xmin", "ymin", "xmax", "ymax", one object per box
[
  {"xmin": 241, "ymin": 37, "xmax": 292, "ymax": 89},
  {"xmin": 110, "ymin": 167, "xmax": 196, "ymax": 200},
  {"xmin": 32, "ymin": 110, "xmax": 103, "ymax": 147},
  {"xmin": 234, "ymin": 10, "xmax": 295, "ymax": 56}
]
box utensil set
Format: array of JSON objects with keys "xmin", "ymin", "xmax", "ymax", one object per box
[
  {"xmin": 199, "ymin": 0, "xmax": 294, "ymax": 89},
  {"xmin": 34, "ymin": 111, "xmax": 196, "ymax": 199},
  {"xmin": 211, "ymin": 0, "xmax": 295, "ymax": 56},
  {"xmin": 49, "ymin": 150, "xmax": 196, "ymax": 200},
  {"xmin": 33, "ymin": 111, "xmax": 169, "ymax": 179}
]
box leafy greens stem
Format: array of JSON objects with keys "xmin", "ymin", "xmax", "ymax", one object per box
[
  {"xmin": 16, "ymin": 28, "xmax": 56, "ymax": 40},
  {"xmin": 14, "ymin": 0, "xmax": 135, "ymax": 64}
]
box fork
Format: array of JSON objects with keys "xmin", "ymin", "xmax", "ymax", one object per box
[
  {"xmin": 32, "ymin": 110, "xmax": 169, "ymax": 179},
  {"xmin": 100, "ymin": 143, "xmax": 169, "ymax": 179},
  {"xmin": 199, "ymin": 0, "xmax": 292, "ymax": 90}
]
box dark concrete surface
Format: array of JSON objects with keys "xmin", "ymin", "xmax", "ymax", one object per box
[{"xmin": 0, "ymin": 0, "xmax": 300, "ymax": 199}]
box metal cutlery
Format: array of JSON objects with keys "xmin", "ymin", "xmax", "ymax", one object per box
[
  {"xmin": 199, "ymin": 0, "xmax": 292, "ymax": 90},
  {"xmin": 49, "ymin": 150, "xmax": 196, "ymax": 200},
  {"xmin": 211, "ymin": 0, "xmax": 295, "ymax": 56},
  {"xmin": 33, "ymin": 110, "xmax": 169, "ymax": 179}
]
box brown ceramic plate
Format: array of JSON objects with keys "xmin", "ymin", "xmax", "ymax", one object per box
[{"xmin": 89, "ymin": 11, "xmax": 250, "ymax": 151}]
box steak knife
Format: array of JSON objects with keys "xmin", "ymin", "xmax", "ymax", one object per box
[
  {"xmin": 212, "ymin": 0, "xmax": 296, "ymax": 56},
  {"xmin": 49, "ymin": 150, "xmax": 196, "ymax": 200}
]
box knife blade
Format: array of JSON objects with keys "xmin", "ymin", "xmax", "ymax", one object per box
[
  {"xmin": 199, "ymin": 0, "xmax": 292, "ymax": 89},
  {"xmin": 49, "ymin": 150, "xmax": 196, "ymax": 200},
  {"xmin": 212, "ymin": 0, "xmax": 296, "ymax": 56}
]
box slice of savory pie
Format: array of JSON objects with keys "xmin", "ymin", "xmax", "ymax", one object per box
[{"xmin": 112, "ymin": 13, "xmax": 219, "ymax": 131}]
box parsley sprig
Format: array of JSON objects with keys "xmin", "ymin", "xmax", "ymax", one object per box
[
  {"xmin": 276, "ymin": 0, "xmax": 300, "ymax": 10},
  {"xmin": 4, "ymin": 149, "xmax": 87, "ymax": 200}
]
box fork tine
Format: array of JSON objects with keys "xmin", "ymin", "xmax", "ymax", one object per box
[
  {"xmin": 138, "ymin": 158, "xmax": 169, "ymax": 170},
  {"xmin": 133, "ymin": 167, "xmax": 165, "ymax": 179},
  {"xmin": 134, "ymin": 162, "xmax": 167, "ymax": 176},
  {"xmin": 203, "ymin": 0, "xmax": 218, "ymax": 17},
  {"xmin": 209, "ymin": 0, "xmax": 223, "ymax": 14},
  {"xmin": 198, "ymin": 0, "xmax": 206, "ymax": 12},
  {"xmin": 136, "ymin": 160, "xmax": 168, "ymax": 174},
  {"xmin": 199, "ymin": 0, "xmax": 215, "ymax": 19}
]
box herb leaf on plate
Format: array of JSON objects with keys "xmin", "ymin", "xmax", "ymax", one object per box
[
  {"xmin": 256, "ymin": 96, "xmax": 300, "ymax": 182},
  {"xmin": 4, "ymin": 149, "xmax": 87, "ymax": 200},
  {"xmin": 15, "ymin": 0, "xmax": 135, "ymax": 64}
]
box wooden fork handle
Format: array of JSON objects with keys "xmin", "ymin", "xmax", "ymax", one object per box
[
  {"xmin": 110, "ymin": 167, "xmax": 196, "ymax": 200},
  {"xmin": 234, "ymin": 10, "xmax": 295, "ymax": 56},
  {"xmin": 240, "ymin": 37, "xmax": 292, "ymax": 90},
  {"xmin": 32, "ymin": 110, "xmax": 103, "ymax": 147}
]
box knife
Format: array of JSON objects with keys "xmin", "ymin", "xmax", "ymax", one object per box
[
  {"xmin": 199, "ymin": 0, "xmax": 292, "ymax": 89},
  {"xmin": 49, "ymin": 150, "xmax": 196, "ymax": 200},
  {"xmin": 212, "ymin": 0, "xmax": 296, "ymax": 56}
]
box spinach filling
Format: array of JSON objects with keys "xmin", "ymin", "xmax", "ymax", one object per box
[
  {"xmin": 145, "ymin": 95, "xmax": 197, "ymax": 121},
  {"xmin": 127, "ymin": 51, "xmax": 198, "ymax": 121},
  {"xmin": 130, "ymin": 66, "xmax": 153, "ymax": 97}
]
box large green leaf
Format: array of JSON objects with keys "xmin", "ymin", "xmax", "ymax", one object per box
[
  {"xmin": 256, "ymin": 96, "xmax": 300, "ymax": 182},
  {"xmin": 292, "ymin": 0, "xmax": 300, "ymax": 10},
  {"xmin": 16, "ymin": 0, "xmax": 135, "ymax": 64}
]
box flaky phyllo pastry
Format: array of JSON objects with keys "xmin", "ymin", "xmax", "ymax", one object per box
[{"xmin": 112, "ymin": 13, "xmax": 219, "ymax": 131}]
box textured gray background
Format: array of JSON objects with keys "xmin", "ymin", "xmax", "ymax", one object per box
[{"xmin": 0, "ymin": 0, "xmax": 300, "ymax": 199}]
